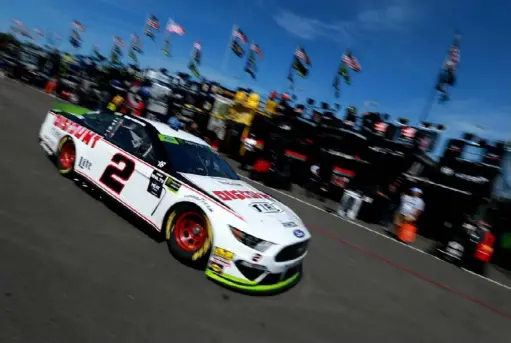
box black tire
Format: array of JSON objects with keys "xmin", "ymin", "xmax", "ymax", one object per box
[
  {"xmin": 164, "ymin": 204, "xmax": 213, "ymax": 266},
  {"xmin": 56, "ymin": 136, "xmax": 76, "ymax": 176}
]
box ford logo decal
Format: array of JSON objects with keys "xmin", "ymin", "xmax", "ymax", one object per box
[{"xmin": 293, "ymin": 229, "xmax": 305, "ymax": 238}]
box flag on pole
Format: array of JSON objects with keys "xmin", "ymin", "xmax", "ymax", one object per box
[
  {"xmin": 251, "ymin": 43, "xmax": 263, "ymax": 59},
  {"xmin": 72, "ymin": 20, "xmax": 85, "ymax": 31},
  {"xmin": 332, "ymin": 49, "xmax": 359, "ymax": 98},
  {"xmin": 13, "ymin": 19, "xmax": 23, "ymax": 27},
  {"xmin": 147, "ymin": 15, "xmax": 160, "ymax": 30},
  {"xmin": 12, "ymin": 19, "xmax": 30, "ymax": 37},
  {"xmin": 131, "ymin": 33, "xmax": 142, "ymax": 51},
  {"xmin": 231, "ymin": 40, "xmax": 245, "ymax": 57},
  {"xmin": 113, "ymin": 36, "xmax": 125, "ymax": 47},
  {"xmin": 162, "ymin": 38, "xmax": 170, "ymax": 56},
  {"xmin": 232, "ymin": 27, "xmax": 248, "ymax": 44},
  {"xmin": 292, "ymin": 46, "xmax": 311, "ymax": 78},
  {"xmin": 244, "ymin": 42, "xmax": 263, "ymax": 79},
  {"xmin": 193, "ymin": 41, "xmax": 202, "ymax": 64},
  {"xmin": 295, "ymin": 47, "xmax": 311, "ymax": 65},
  {"xmin": 167, "ymin": 20, "xmax": 185, "ymax": 36},
  {"xmin": 70, "ymin": 29, "xmax": 81, "ymax": 48},
  {"xmin": 144, "ymin": 28, "xmax": 155, "ymax": 40},
  {"xmin": 129, "ymin": 49, "xmax": 138, "ymax": 64},
  {"xmin": 188, "ymin": 41, "xmax": 202, "ymax": 77},
  {"xmin": 131, "ymin": 33, "xmax": 140, "ymax": 45},
  {"xmin": 34, "ymin": 28, "xmax": 44, "ymax": 37},
  {"xmin": 229, "ymin": 25, "xmax": 248, "ymax": 57},
  {"xmin": 244, "ymin": 50, "xmax": 257, "ymax": 79},
  {"xmin": 436, "ymin": 32, "xmax": 461, "ymax": 102},
  {"xmin": 342, "ymin": 51, "xmax": 361, "ymax": 72}
]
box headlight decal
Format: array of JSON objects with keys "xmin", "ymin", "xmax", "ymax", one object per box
[{"xmin": 229, "ymin": 226, "xmax": 274, "ymax": 252}]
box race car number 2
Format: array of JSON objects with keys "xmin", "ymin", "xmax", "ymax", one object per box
[{"xmin": 99, "ymin": 153, "xmax": 136, "ymax": 194}]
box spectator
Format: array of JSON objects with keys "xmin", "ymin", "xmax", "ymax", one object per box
[
  {"xmin": 376, "ymin": 177, "xmax": 403, "ymax": 229},
  {"xmin": 393, "ymin": 187, "xmax": 425, "ymax": 233},
  {"xmin": 239, "ymin": 133, "xmax": 257, "ymax": 170}
]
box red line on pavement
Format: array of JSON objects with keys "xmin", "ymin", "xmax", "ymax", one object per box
[{"xmin": 307, "ymin": 223, "xmax": 511, "ymax": 319}]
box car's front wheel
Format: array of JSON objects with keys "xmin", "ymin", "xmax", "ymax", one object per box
[
  {"xmin": 57, "ymin": 136, "xmax": 76, "ymax": 175},
  {"xmin": 164, "ymin": 204, "xmax": 213, "ymax": 266}
]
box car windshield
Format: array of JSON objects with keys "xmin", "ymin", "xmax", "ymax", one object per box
[{"xmin": 160, "ymin": 135, "xmax": 239, "ymax": 180}]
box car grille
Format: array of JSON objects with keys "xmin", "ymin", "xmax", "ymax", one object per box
[
  {"xmin": 234, "ymin": 260, "xmax": 302, "ymax": 285},
  {"xmin": 259, "ymin": 264, "xmax": 302, "ymax": 285},
  {"xmin": 275, "ymin": 240, "xmax": 309, "ymax": 262},
  {"xmin": 234, "ymin": 260, "xmax": 266, "ymax": 281}
]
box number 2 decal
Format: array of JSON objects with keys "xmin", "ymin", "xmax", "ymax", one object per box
[{"xmin": 99, "ymin": 153, "xmax": 136, "ymax": 194}]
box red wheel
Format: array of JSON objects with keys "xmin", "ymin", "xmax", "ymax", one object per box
[
  {"xmin": 165, "ymin": 205, "xmax": 213, "ymax": 264},
  {"xmin": 173, "ymin": 211, "xmax": 207, "ymax": 252},
  {"xmin": 57, "ymin": 137, "xmax": 76, "ymax": 175}
]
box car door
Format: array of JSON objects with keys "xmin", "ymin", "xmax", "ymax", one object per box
[
  {"xmin": 73, "ymin": 111, "xmax": 119, "ymax": 183},
  {"xmin": 102, "ymin": 117, "xmax": 168, "ymax": 220}
]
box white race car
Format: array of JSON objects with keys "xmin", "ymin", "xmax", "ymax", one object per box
[{"xmin": 38, "ymin": 104, "xmax": 311, "ymax": 293}]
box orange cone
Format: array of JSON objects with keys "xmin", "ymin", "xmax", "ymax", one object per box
[
  {"xmin": 397, "ymin": 222, "xmax": 417, "ymax": 244},
  {"xmin": 45, "ymin": 78, "xmax": 56, "ymax": 94}
]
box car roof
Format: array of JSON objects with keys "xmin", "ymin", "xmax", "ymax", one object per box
[{"xmin": 137, "ymin": 117, "xmax": 210, "ymax": 147}]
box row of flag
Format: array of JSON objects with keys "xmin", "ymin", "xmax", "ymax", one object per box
[
  {"xmin": 226, "ymin": 26, "xmax": 263, "ymax": 80},
  {"xmin": 142, "ymin": 15, "xmax": 201, "ymax": 76},
  {"xmin": 8, "ymin": 17, "xmax": 461, "ymax": 103}
]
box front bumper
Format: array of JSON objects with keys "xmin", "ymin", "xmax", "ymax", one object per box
[
  {"xmin": 205, "ymin": 261, "xmax": 302, "ymax": 293},
  {"xmin": 205, "ymin": 224, "xmax": 309, "ymax": 293}
]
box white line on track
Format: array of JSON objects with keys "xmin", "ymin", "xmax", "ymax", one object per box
[{"xmin": 11, "ymin": 79, "xmax": 511, "ymax": 291}]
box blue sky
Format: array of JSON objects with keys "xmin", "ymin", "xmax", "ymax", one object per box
[{"xmin": 2, "ymin": 0, "xmax": 511, "ymax": 149}]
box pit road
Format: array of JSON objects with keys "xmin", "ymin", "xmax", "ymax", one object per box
[{"xmin": 0, "ymin": 79, "xmax": 510, "ymax": 343}]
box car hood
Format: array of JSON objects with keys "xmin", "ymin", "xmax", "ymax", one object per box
[{"xmin": 179, "ymin": 173, "xmax": 310, "ymax": 244}]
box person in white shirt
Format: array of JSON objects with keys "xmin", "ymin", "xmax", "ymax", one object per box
[
  {"xmin": 393, "ymin": 187, "xmax": 425, "ymax": 232},
  {"xmin": 239, "ymin": 133, "xmax": 257, "ymax": 170}
]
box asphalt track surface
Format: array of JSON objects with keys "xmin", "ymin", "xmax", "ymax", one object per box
[{"xmin": 1, "ymin": 78, "xmax": 511, "ymax": 343}]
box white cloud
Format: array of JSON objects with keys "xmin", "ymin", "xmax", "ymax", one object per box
[
  {"xmin": 273, "ymin": 10, "xmax": 349, "ymax": 41},
  {"xmin": 273, "ymin": 2, "xmax": 417, "ymax": 42}
]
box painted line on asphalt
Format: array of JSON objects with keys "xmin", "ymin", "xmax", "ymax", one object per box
[
  {"xmin": 11, "ymin": 78, "xmax": 511, "ymax": 291},
  {"xmin": 309, "ymin": 223, "xmax": 511, "ymax": 319}
]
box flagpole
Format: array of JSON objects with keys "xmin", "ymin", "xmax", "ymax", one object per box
[
  {"xmin": 221, "ymin": 24, "xmax": 235, "ymax": 73},
  {"xmin": 333, "ymin": 51, "xmax": 345, "ymax": 101},
  {"xmin": 283, "ymin": 44, "xmax": 299, "ymax": 94},
  {"xmin": 238, "ymin": 40, "xmax": 251, "ymax": 87},
  {"xmin": 419, "ymin": 31, "xmax": 460, "ymax": 123},
  {"xmin": 164, "ymin": 17, "xmax": 172, "ymax": 57}
]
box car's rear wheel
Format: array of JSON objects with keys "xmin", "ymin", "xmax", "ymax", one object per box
[
  {"xmin": 165, "ymin": 205, "xmax": 213, "ymax": 266},
  {"xmin": 57, "ymin": 136, "xmax": 76, "ymax": 175}
]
